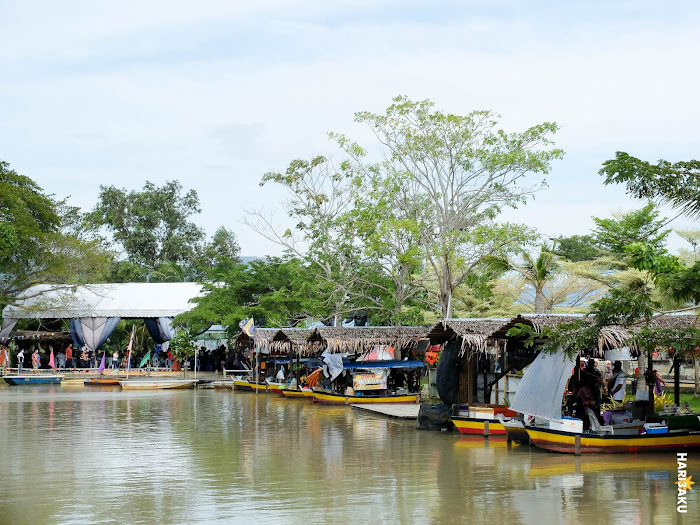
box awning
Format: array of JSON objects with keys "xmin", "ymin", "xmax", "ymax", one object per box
[{"xmin": 343, "ymin": 360, "xmax": 424, "ymax": 370}]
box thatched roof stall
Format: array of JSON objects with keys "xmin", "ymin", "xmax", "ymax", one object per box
[
  {"xmin": 304, "ymin": 326, "xmax": 429, "ymax": 355},
  {"xmin": 279, "ymin": 328, "xmax": 311, "ymax": 352},
  {"xmin": 427, "ymin": 318, "xmax": 509, "ymax": 357},
  {"xmin": 231, "ymin": 331, "xmax": 252, "ymax": 349},
  {"xmin": 249, "ymin": 328, "xmax": 288, "ymax": 354}
]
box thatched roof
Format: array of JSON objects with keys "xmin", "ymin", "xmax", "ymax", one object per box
[
  {"xmin": 306, "ymin": 326, "xmax": 428, "ymax": 354},
  {"xmin": 427, "ymin": 318, "xmax": 510, "ymax": 356},
  {"xmin": 489, "ymin": 314, "xmax": 588, "ymax": 339},
  {"xmin": 280, "ymin": 328, "xmax": 312, "ymax": 343}
]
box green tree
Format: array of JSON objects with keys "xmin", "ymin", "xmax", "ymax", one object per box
[
  {"xmin": 0, "ymin": 161, "xmax": 61, "ymax": 303},
  {"xmin": 175, "ymin": 256, "xmax": 323, "ymax": 334},
  {"xmin": 89, "ymin": 180, "xmax": 206, "ymax": 270},
  {"xmin": 332, "ymin": 96, "xmax": 563, "ymax": 318},
  {"xmin": 600, "ymin": 152, "xmax": 700, "ymax": 218},
  {"xmin": 485, "ymin": 244, "xmax": 561, "ymax": 313},
  {"xmin": 592, "ymin": 204, "xmax": 670, "ymax": 256},
  {"xmin": 245, "ymin": 156, "xmax": 365, "ymax": 324},
  {"xmin": 554, "ymin": 235, "xmax": 600, "ymax": 262}
]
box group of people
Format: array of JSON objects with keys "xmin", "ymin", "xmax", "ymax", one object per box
[{"xmin": 566, "ymin": 358, "xmax": 626, "ymax": 431}]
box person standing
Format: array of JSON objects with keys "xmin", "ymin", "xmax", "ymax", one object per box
[
  {"xmin": 17, "ymin": 349, "xmax": 25, "ymax": 375},
  {"xmin": 65, "ymin": 344, "xmax": 74, "ymax": 369},
  {"xmin": 80, "ymin": 346, "xmax": 89, "ymax": 368},
  {"xmin": 608, "ymin": 361, "xmax": 626, "ymax": 406},
  {"xmin": 31, "ymin": 348, "xmax": 40, "ymax": 372},
  {"xmin": 112, "ymin": 350, "xmax": 119, "ymax": 369}
]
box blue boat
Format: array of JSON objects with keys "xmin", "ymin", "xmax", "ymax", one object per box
[{"xmin": 3, "ymin": 375, "xmax": 63, "ymax": 385}]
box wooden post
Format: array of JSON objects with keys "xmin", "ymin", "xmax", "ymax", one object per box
[
  {"xmin": 674, "ymin": 355, "xmax": 680, "ymax": 406},
  {"xmin": 574, "ymin": 434, "xmax": 581, "ymax": 456},
  {"xmin": 647, "ymin": 350, "xmax": 655, "ymax": 415},
  {"xmin": 483, "ymin": 421, "xmax": 490, "ymax": 437}
]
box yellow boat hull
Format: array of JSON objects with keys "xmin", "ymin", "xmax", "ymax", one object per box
[
  {"xmin": 452, "ymin": 417, "xmax": 507, "ymax": 436},
  {"xmin": 281, "ymin": 389, "xmax": 306, "ymax": 398},
  {"xmin": 232, "ymin": 379, "xmax": 267, "ymax": 392},
  {"xmin": 313, "ymin": 392, "xmax": 420, "ymax": 405},
  {"xmin": 526, "ymin": 426, "xmax": 700, "ymax": 454}
]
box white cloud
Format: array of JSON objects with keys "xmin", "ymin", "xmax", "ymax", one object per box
[{"xmin": 2, "ymin": 1, "xmax": 699, "ymax": 256}]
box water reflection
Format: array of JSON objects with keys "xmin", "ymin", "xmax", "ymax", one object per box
[{"xmin": 0, "ymin": 385, "xmax": 693, "ymax": 524}]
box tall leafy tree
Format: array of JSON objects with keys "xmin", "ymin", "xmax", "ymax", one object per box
[
  {"xmin": 1, "ymin": 161, "xmax": 61, "ymax": 305},
  {"xmin": 245, "ymin": 156, "xmax": 365, "ymax": 324},
  {"xmin": 175, "ymin": 256, "xmax": 323, "ymax": 334},
  {"xmin": 90, "ymin": 180, "xmax": 206, "ymax": 271},
  {"xmin": 332, "ymin": 96, "xmax": 563, "ymax": 318},
  {"xmin": 600, "ymin": 152, "xmax": 700, "ymax": 219},
  {"xmin": 554, "ymin": 235, "xmax": 600, "ymax": 262},
  {"xmin": 592, "ymin": 203, "xmax": 670, "ymax": 255}
]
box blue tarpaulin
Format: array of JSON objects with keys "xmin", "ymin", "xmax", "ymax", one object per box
[{"xmin": 344, "ymin": 360, "xmax": 423, "ymax": 370}]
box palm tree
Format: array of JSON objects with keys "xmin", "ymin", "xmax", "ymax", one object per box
[{"xmin": 485, "ymin": 244, "xmax": 560, "ymax": 314}]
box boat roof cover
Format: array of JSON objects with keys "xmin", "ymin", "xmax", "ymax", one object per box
[
  {"xmin": 509, "ymin": 347, "xmax": 576, "ymax": 421},
  {"xmin": 3, "ymin": 283, "xmax": 204, "ymax": 319}
]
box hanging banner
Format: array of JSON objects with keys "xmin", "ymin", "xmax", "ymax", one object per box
[{"xmin": 353, "ymin": 369, "xmax": 388, "ymax": 391}]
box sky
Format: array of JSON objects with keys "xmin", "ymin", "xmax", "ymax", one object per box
[{"xmin": 2, "ymin": 0, "xmax": 699, "ymax": 256}]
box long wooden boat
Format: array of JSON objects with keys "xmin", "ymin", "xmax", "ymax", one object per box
[
  {"xmin": 501, "ymin": 419, "xmax": 531, "ymax": 444},
  {"xmin": 313, "ymin": 391, "xmax": 420, "ymax": 405},
  {"xmin": 526, "ymin": 425, "xmax": 700, "ymax": 454},
  {"xmin": 232, "ymin": 379, "xmax": 268, "ymax": 392},
  {"xmin": 301, "ymin": 387, "xmax": 315, "ymax": 399},
  {"xmin": 61, "ymin": 378, "xmax": 85, "ymax": 387},
  {"xmin": 84, "ymin": 377, "xmax": 121, "ymax": 386},
  {"xmin": 452, "ymin": 416, "xmax": 508, "ymax": 436},
  {"xmin": 4, "ymin": 375, "xmax": 63, "ymax": 385},
  {"xmin": 282, "ymin": 388, "xmax": 306, "ymax": 398},
  {"xmin": 265, "ymin": 381, "xmax": 285, "ymax": 394},
  {"xmin": 119, "ymin": 379, "xmax": 197, "ymax": 390}
]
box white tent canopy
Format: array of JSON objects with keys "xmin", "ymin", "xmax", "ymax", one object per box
[{"xmin": 3, "ymin": 283, "xmax": 204, "ymax": 319}]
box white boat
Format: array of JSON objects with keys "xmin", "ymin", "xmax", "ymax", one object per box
[{"xmin": 119, "ymin": 379, "xmax": 197, "ymax": 390}]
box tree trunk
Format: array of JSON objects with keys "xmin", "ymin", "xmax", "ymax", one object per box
[
  {"xmin": 694, "ymin": 356, "xmax": 700, "ymax": 397},
  {"xmin": 534, "ymin": 288, "xmax": 545, "ymax": 314},
  {"xmin": 636, "ymin": 351, "xmax": 647, "ymax": 395}
]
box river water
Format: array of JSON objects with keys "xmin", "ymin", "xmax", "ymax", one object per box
[{"xmin": 0, "ymin": 384, "xmax": 694, "ymax": 524}]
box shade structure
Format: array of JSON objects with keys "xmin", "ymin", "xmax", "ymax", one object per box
[
  {"xmin": 3, "ymin": 283, "xmax": 204, "ymax": 352},
  {"xmin": 3, "ymin": 283, "xmax": 204, "ymax": 319}
]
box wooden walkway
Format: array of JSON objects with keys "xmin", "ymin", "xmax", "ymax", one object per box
[{"xmin": 350, "ymin": 403, "xmax": 420, "ymax": 420}]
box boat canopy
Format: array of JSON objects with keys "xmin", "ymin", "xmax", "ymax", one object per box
[{"xmin": 509, "ymin": 347, "xmax": 575, "ymax": 421}]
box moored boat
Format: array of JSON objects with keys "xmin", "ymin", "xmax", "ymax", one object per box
[
  {"xmin": 265, "ymin": 380, "xmax": 285, "ymax": 394},
  {"xmin": 84, "ymin": 377, "xmax": 121, "ymax": 386},
  {"xmin": 526, "ymin": 425, "xmax": 700, "ymax": 454},
  {"xmin": 313, "ymin": 391, "xmax": 420, "ymax": 405},
  {"xmin": 301, "ymin": 387, "xmax": 315, "ymax": 399},
  {"xmin": 232, "ymin": 378, "xmax": 268, "ymax": 392},
  {"xmin": 61, "ymin": 378, "xmax": 85, "ymax": 387},
  {"xmin": 451, "ymin": 406, "xmax": 518, "ymax": 436},
  {"xmin": 4, "ymin": 375, "xmax": 63, "ymax": 385},
  {"xmin": 281, "ymin": 388, "xmax": 306, "ymax": 398},
  {"xmin": 501, "ymin": 419, "xmax": 531, "ymax": 444},
  {"xmin": 119, "ymin": 379, "xmax": 197, "ymax": 390}
]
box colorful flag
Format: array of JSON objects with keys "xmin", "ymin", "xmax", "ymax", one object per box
[
  {"xmin": 241, "ymin": 317, "xmax": 255, "ymax": 336},
  {"xmin": 49, "ymin": 347, "xmax": 56, "ymax": 370},
  {"xmin": 139, "ymin": 350, "xmax": 151, "ymax": 368},
  {"xmin": 97, "ymin": 352, "xmax": 105, "ymax": 373},
  {"xmin": 126, "ymin": 326, "xmax": 135, "ymax": 378}
]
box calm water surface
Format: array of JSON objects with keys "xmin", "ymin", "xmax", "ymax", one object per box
[{"xmin": 0, "ymin": 384, "xmax": 694, "ymax": 524}]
